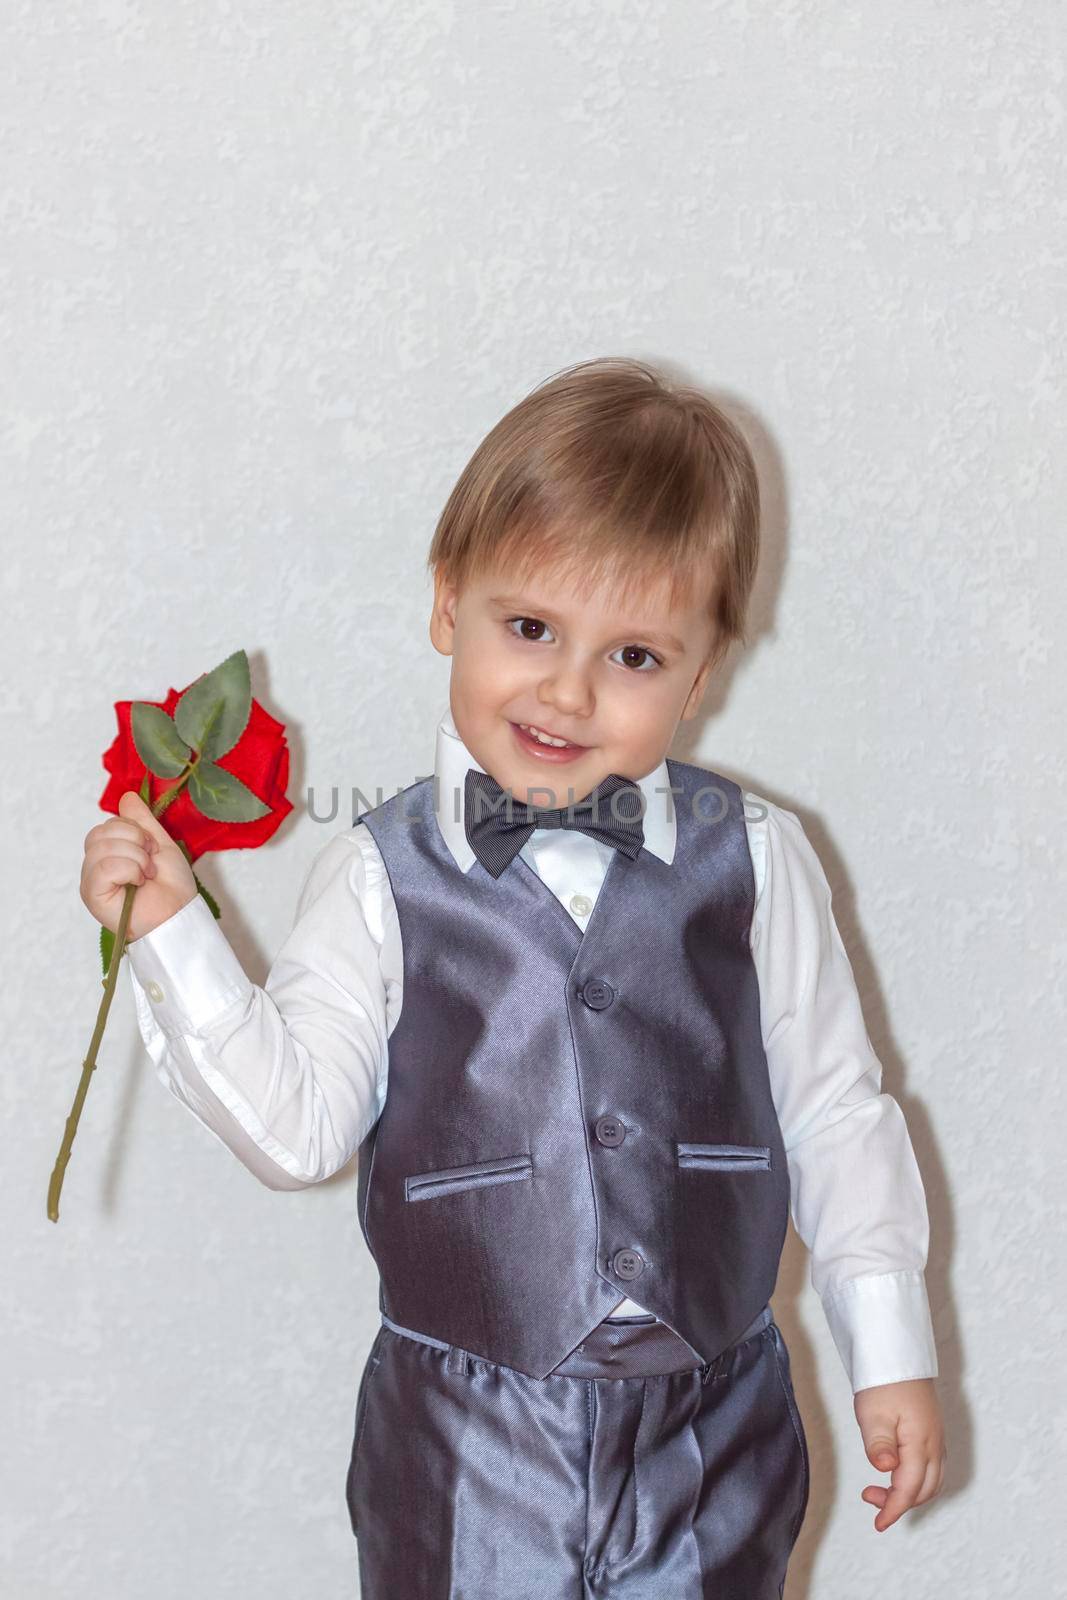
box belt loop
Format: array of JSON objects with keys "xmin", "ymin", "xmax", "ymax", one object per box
[{"xmin": 446, "ymin": 1344, "xmax": 472, "ymax": 1376}]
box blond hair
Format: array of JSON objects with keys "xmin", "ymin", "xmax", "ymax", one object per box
[{"xmin": 426, "ymin": 356, "xmax": 760, "ymax": 661}]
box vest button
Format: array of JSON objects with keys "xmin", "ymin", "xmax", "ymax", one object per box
[
  {"xmin": 612, "ymin": 1248, "xmax": 644, "ymax": 1281},
  {"xmin": 595, "ymin": 1115, "xmax": 626, "ymax": 1147},
  {"xmin": 580, "ymin": 978, "xmax": 615, "ymax": 1010}
]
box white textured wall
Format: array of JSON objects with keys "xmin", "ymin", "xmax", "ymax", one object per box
[{"xmin": 3, "ymin": 4, "xmax": 1063, "ymax": 1596}]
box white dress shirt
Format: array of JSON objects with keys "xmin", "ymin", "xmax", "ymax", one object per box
[{"xmin": 126, "ymin": 704, "xmax": 939, "ymax": 1393}]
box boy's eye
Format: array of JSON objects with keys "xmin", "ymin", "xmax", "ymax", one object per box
[
  {"xmin": 504, "ymin": 617, "xmax": 662, "ymax": 672},
  {"xmin": 611, "ymin": 645, "xmax": 661, "ymax": 672},
  {"xmin": 506, "ymin": 616, "xmax": 555, "ymax": 644}
]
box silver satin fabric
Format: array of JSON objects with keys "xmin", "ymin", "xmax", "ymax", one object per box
[
  {"xmin": 356, "ymin": 757, "xmax": 791, "ymax": 1379},
  {"xmin": 346, "ymin": 1305, "xmax": 809, "ymax": 1597}
]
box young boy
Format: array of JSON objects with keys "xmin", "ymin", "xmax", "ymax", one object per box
[{"xmin": 81, "ymin": 357, "xmax": 945, "ymax": 1596}]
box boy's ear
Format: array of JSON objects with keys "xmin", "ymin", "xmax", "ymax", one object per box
[{"xmin": 429, "ymin": 565, "xmax": 460, "ymax": 656}]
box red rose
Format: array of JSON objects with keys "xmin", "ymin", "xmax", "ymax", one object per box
[
  {"xmin": 99, "ymin": 685, "xmax": 293, "ymax": 863},
  {"xmin": 50, "ymin": 648, "xmax": 294, "ymax": 1222}
]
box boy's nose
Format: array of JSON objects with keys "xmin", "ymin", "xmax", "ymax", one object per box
[{"xmin": 537, "ymin": 670, "xmax": 594, "ymax": 720}]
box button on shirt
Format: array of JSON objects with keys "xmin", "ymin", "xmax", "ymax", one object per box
[{"xmin": 125, "ymin": 703, "xmax": 939, "ymax": 1394}]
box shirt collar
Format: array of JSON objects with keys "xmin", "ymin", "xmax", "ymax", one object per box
[{"xmin": 432, "ymin": 702, "xmax": 677, "ymax": 872}]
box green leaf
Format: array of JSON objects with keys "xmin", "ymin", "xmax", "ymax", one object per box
[
  {"xmin": 174, "ymin": 649, "xmax": 252, "ymax": 763},
  {"xmin": 131, "ymin": 703, "xmax": 193, "ymax": 778},
  {"xmin": 99, "ymin": 923, "xmax": 123, "ymax": 977},
  {"xmin": 193, "ymin": 872, "xmax": 222, "ymax": 920},
  {"xmin": 187, "ymin": 759, "xmax": 271, "ymax": 822}
]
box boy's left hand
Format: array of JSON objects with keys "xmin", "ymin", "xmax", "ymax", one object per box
[{"xmin": 853, "ymin": 1377, "xmax": 946, "ymax": 1531}]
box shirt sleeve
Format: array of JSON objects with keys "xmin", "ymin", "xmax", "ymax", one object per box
[
  {"xmin": 746, "ymin": 794, "xmax": 939, "ymax": 1393},
  {"xmin": 125, "ymin": 826, "xmax": 396, "ymax": 1189}
]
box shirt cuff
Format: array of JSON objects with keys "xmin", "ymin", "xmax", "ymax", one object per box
[
  {"xmin": 821, "ymin": 1270, "xmax": 939, "ymax": 1393},
  {"xmin": 125, "ymin": 892, "xmax": 253, "ymax": 1038}
]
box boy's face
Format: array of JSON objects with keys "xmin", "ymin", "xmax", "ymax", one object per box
[{"xmin": 430, "ymin": 555, "xmax": 721, "ymax": 808}]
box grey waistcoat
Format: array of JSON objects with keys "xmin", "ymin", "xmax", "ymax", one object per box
[{"xmin": 356, "ymin": 756, "xmax": 790, "ymax": 1381}]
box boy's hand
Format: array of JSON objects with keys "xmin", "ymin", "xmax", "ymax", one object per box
[
  {"xmin": 853, "ymin": 1377, "xmax": 946, "ymax": 1530},
  {"xmin": 80, "ymin": 790, "xmax": 198, "ymax": 943}
]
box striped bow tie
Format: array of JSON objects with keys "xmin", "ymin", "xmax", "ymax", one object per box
[{"xmin": 463, "ymin": 768, "xmax": 645, "ymax": 880}]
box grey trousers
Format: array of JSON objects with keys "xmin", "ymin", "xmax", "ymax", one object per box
[{"xmin": 346, "ymin": 1303, "xmax": 809, "ymax": 1598}]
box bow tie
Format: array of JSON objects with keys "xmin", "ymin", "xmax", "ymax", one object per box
[{"xmin": 464, "ymin": 768, "xmax": 646, "ymax": 880}]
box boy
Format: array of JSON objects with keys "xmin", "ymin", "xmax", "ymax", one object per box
[{"xmin": 81, "ymin": 357, "xmax": 945, "ymax": 1596}]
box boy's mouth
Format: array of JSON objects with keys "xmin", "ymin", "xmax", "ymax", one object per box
[{"xmin": 509, "ymin": 720, "xmax": 589, "ymax": 763}]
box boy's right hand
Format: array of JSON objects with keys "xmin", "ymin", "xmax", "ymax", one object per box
[{"xmin": 80, "ymin": 790, "xmax": 199, "ymax": 943}]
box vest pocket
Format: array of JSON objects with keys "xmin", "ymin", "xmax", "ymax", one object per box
[
  {"xmin": 404, "ymin": 1152, "xmax": 533, "ymax": 1201},
  {"xmin": 676, "ymin": 1141, "xmax": 772, "ymax": 1171}
]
